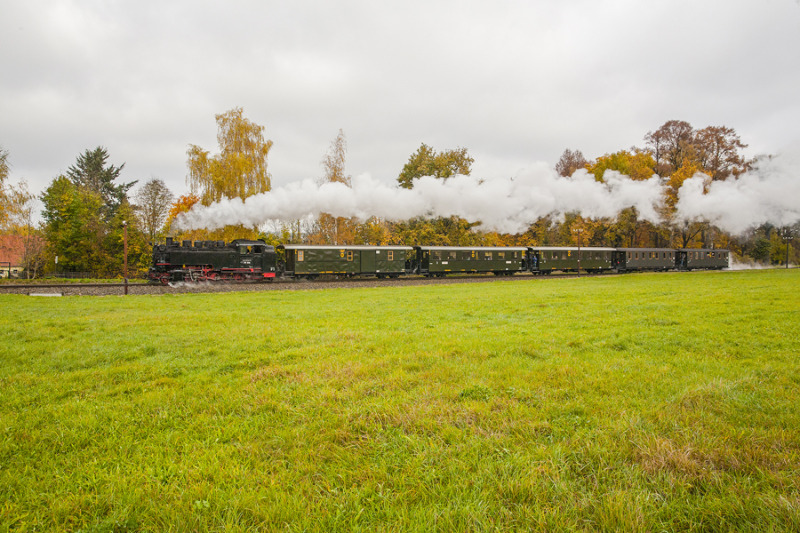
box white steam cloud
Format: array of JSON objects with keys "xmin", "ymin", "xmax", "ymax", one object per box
[
  {"xmin": 175, "ymin": 163, "xmax": 665, "ymax": 234},
  {"xmin": 175, "ymin": 144, "xmax": 800, "ymax": 236},
  {"xmin": 675, "ymin": 143, "xmax": 800, "ymax": 234}
]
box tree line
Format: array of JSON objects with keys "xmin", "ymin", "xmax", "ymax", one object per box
[{"xmin": 1, "ymin": 110, "xmax": 796, "ymax": 278}]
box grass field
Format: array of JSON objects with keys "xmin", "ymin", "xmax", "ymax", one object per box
[{"xmin": 1, "ymin": 270, "xmax": 799, "ymax": 531}]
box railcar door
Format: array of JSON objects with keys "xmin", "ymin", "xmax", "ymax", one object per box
[
  {"xmin": 675, "ymin": 250, "xmax": 688, "ymax": 270},
  {"xmin": 361, "ymin": 249, "xmax": 376, "ymax": 274},
  {"xmin": 612, "ymin": 250, "xmax": 626, "ymax": 271},
  {"xmin": 527, "ymin": 249, "xmax": 540, "ymax": 273}
]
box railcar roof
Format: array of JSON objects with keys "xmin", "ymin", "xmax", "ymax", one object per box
[
  {"xmin": 415, "ymin": 246, "xmax": 528, "ymax": 251},
  {"xmin": 279, "ymin": 245, "xmax": 414, "ymax": 250},
  {"xmin": 616, "ymin": 247, "xmax": 675, "ymax": 252},
  {"xmin": 532, "ymin": 246, "xmax": 617, "ymax": 251}
]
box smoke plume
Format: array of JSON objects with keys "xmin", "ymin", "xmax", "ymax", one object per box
[
  {"xmin": 174, "ymin": 163, "xmax": 665, "ymax": 234},
  {"xmin": 675, "ymin": 143, "xmax": 800, "ymax": 234},
  {"xmin": 174, "ymin": 143, "xmax": 800, "ymax": 236}
]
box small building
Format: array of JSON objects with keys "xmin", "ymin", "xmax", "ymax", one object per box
[{"xmin": 0, "ymin": 234, "xmax": 25, "ymax": 278}]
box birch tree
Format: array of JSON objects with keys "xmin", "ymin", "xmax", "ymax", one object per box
[{"xmin": 187, "ymin": 107, "xmax": 273, "ymax": 205}]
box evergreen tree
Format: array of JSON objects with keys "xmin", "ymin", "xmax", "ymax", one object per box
[{"xmin": 67, "ymin": 147, "xmax": 136, "ymax": 220}]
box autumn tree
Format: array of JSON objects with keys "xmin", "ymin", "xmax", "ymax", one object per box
[
  {"xmin": 665, "ymin": 159, "xmax": 709, "ymax": 248},
  {"xmin": 555, "ymin": 149, "xmax": 588, "ymax": 177},
  {"xmin": 0, "ymin": 149, "xmax": 45, "ymax": 277},
  {"xmin": 187, "ymin": 107, "xmax": 273, "ymax": 205},
  {"xmin": 106, "ymin": 199, "xmax": 151, "ymax": 276},
  {"xmin": 40, "ymin": 176, "xmax": 105, "ymax": 272},
  {"xmin": 397, "ymin": 143, "xmax": 473, "ymax": 189},
  {"xmin": 0, "ymin": 147, "xmax": 11, "ymax": 229},
  {"xmin": 694, "ymin": 125, "xmax": 749, "ymax": 180},
  {"xmin": 164, "ymin": 194, "xmax": 207, "ymax": 243},
  {"xmin": 644, "ymin": 120, "xmax": 696, "ymax": 176},
  {"xmin": 40, "ymin": 148, "xmax": 138, "ymax": 276},
  {"xmin": 644, "ymin": 120, "xmax": 749, "ymax": 181},
  {"xmin": 641, "ymin": 120, "xmax": 750, "ymax": 247},
  {"xmin": 133, "ymin": 178, "xmax": 174, "ymax": 243},
  {"xmin": 581, "ymin": 150, "xmax": 661, "ymax": 246},
  {"xmin": 310, "ymin": 129, "xmax": 357, "ymax": 245},
  {"xmin": 66, "ymin": 147, "xmax": 136, "ymax": 220},
  {"xmin": 586, "ymin": 150, "xmax": 656, "ymax": 182}
]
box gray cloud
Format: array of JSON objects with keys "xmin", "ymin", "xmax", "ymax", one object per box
[{"xmin": 1, "ymin": 0, "xmax": 799, "ymax": 212}]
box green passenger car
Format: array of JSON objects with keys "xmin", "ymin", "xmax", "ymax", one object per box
[
  {"xmin": 279, "ymin": 245, "xmax": 413, "ymax": 278},
  {"xmin": 530, "ymin": 247, "xmax": 615, "ymax": 274},
  {"xmin": 415, "ymin": 246, "xmax": 528, "ymax": 276},
  {"xmin": 614, "ymin": 248, "xmax": 675, "ymax": 271},
  {"xmin": 676, "ymin": 249, "xmax": 729, "ymax": 270}
]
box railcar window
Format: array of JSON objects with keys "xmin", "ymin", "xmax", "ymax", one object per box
[
  {"xmin": 388, "ymin": 251, "xmax": 394, "ymax": 261},
  {"xmin": 347, "ymin": 251, "xmax": 353, "ymax": 261},
  {"xmin": 498, "ymin": 252, "xmax": 505, "ymax": 259},
  {"xmin": 552, "ymin": 252, "xmax": 558, "ymax": 259},
  {"xmin": 297, "ymin": 250, "xmax": 304, "ymax": 262},
  {"xmin": 486, "ymin": 252, "xmax": 493, "ymax": 260},
  {"xmin": 451, "ymin": 251, "xmax": 457, "ymax": 259}
]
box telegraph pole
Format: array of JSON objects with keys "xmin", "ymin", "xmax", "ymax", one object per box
[
  {"xmin": 782, "ymin": 227, "xmax": 793, "ymax": 269},
  {"xmin": 123, "ymin": 220, "xmax": 129, "ymax": 295},
  {"xmin": 573, "ymin": 227, "xmax": 584, "ymax": 277}
]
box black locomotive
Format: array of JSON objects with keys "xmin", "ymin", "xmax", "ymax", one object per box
[
  {"xmin": 149, "ymin": 239, "xmax": 729, "ymax": 283},
  {"xmin": 149, "ymin": 237, "xmax": 278, "ymax": 283}
]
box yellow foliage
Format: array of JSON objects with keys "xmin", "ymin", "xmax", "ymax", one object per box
[
  {"xmin": 665, "ymin": 159, "xmax": 704, "ymax": 209},
  {"xmin": 187, "ymin": 108, "xmax": 273, "ymax": 205},
  {"xmin": 587, "ymin": 150, "xmax": 656, "ymax": 182}
]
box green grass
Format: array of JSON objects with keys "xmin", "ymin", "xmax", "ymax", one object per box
[{"xmin": 1, "ymin": 270, "xmax": 799, "ymax": 531}]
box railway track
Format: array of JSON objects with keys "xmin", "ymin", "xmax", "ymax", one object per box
[{"xmin": 0, "ymin": 271, "xmax": 591, "ymax": 296}]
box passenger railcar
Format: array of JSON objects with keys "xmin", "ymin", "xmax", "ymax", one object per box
[
  {"xmin": 531, "ymin": 247, "xmax": 616, "ymax": 274},
  {"xmin": 279, "ymin": 245, "xmax": 413, "ymax": 279},
  {"xmin": 415, "ymin": 246, "xmax": 528, "ymax": 277},
  {"xmin": 676, "ymin": 249, "xmax": 729, "ymax": 270},
  {"xmin": 614, "ymin": 248, "xmax": 675, "ymax": 272}
]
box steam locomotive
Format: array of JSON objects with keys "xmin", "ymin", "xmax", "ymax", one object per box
[{"xmin": 148, "ymin": 238, "xmax": 729, "ymax": 284}]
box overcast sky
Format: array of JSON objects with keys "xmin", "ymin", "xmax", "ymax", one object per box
[{"xmin": 2, "ymin": 0, "xmax": 799, "ymax": 202}]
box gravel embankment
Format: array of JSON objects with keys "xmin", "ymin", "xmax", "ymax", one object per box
[{"xmin": 0, "ymin": 273, "xmax": 545, "ymax": 296}]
